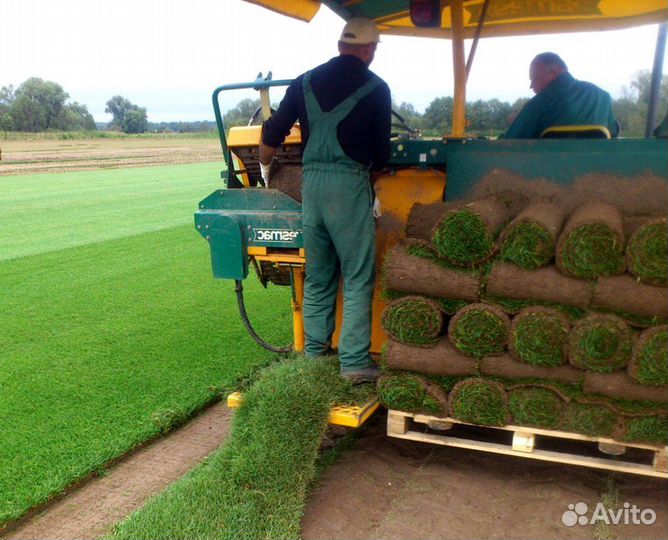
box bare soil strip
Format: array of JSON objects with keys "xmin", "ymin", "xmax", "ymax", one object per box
[
  {"xmin": 3, "ymin": 404, "xmax": 232, "ymax": 540},
  {"xmin": 0, "ymin": 138, "xmax": 221, "ymax": 175}
]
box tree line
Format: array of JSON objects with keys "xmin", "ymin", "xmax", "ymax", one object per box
[
  {"xmin": 0, "ymin": 78, "xmax": 149, "ymax": 134},
  {"xmin": 2, "ymin": 72, "xmax": 665, "ymax": 137}
]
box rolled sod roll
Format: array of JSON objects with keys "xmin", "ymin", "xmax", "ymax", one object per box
[
  {"xmin": 406, "ymin": 201, "xmax": 460, "ymax": 241},
  {"xmin": 509, "ymin": 307, "xmax": 571, "ymax": 367},
  {"xmin": 381, "ymin": 296, "xmax": 444, "ymax": 347},
  {"xmin": 568, "ymin": 314, "xmax": 633, "ymax": 373},
  {"xmin": 448, "ymin": 378, "xmax": 509, "ymax": 426},
  {"xmin": 499, "ymin": 201, "xmax": 565, "ymax": 270},
  {"xmin": 448, "ymin": 303, "xmax": 510, "ymax": 358},
  {"xmin": 561, "ymin": 401, "xmax": 618, "ymax": 437},
  {"xmin": 384, "ymin": 337, "xmax": 478, "ymax": 377},
  {"xmin": 485, "ymin": 263, "xmax": 592, "ymax": 309},
  {"xmin": 377, "ymin": 373, "xmax": 448, "ymax": 416},
  {"xmin": 583, "ymin": 371, "xmax": 668, "ymax": 403},
  {"xmin": 433, "ymin": 298, "xmax": 471, "ymax": 316},
  {"xmin": 384, "ymin": 242, "xmax": 481, "ymax": 302},
  {"xmin": 431, "ymin": 198, "xmax": 509, "ymax": 266},
  {"xmin": 628, "ymin": 325, "xmax": 668, "ymax": 386},
  {"xmin": 556, "ymin": 200, "xmax": 626, "ymax": 279},
  {"xmin": 626, "ymin": 217, "xmax": 668, "ymax": 286},
  {"xmin": 407, "ymin": 194, "xmax": 526, "ymax": 245},
  {"xmin": 508, "ymin": 387, "xmax": 565, "ymax": 429},
  {"xmin": 618, "ymin": 415, "xmax": 668, "ymax": 445},
  {"xmin": 591, "ymin": 274, "xmax": 668, "ymax": 324},
  {"xmin": 480, "ymin": 355, "xmax": 583, "ymax": 384}
]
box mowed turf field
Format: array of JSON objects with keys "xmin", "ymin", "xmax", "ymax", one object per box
[{"xmin": 0, "ymin": 159, "xmax": 292, "ymax": 525}]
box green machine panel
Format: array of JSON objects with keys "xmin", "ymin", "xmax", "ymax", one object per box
[{"xmin": 195, "ymin": 189, "xmax": 303, "ymax": 280}]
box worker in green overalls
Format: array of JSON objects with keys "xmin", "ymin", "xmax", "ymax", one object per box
[{"xmin": 259, "ymin": 18, "xmax": 392, "ymax": 383}]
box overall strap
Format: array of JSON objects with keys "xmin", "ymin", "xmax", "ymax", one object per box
[{"xmin": 302, "ymin": 70, "xmax": 381, "ymax": 125}]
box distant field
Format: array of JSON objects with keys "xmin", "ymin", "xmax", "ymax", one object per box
[
  {"xmin": 0, "ymin": 134, "xmax": 222, "ymax": 175},
  {"xmin": 0, "ymin": 149, "xmax": 292, "ymax": 526}
]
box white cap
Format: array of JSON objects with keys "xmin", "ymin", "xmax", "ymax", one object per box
[{"xmin": 339, "ymin": 17, "xmax": 380, "ymax": 44}]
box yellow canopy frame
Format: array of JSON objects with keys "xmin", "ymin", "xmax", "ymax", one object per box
[{"xmin": 243, "ymin": 0, "xmax": 668, "ymax": 136}]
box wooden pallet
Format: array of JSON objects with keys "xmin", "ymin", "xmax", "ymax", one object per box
[
  {"xmin": 387, "ymin": 410, "xmax": 668, "ymax": 479},
  {"xmin": 226, "ymin": 391, "xmax": 380, "ymax": 428}
]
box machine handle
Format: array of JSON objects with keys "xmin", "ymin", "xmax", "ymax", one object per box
[{"xmin": 212, "ymin": 75, "xmax": 293, "ymax": 168}]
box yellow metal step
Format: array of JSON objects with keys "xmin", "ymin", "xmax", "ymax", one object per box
[{"xmin": 226, "ymin": 391, "xmax": 380, "ymax": 428}]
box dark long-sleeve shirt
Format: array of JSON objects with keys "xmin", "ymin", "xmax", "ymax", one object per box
[
  {"xmin": 501, "ymin": 72, "xmax": 619, "ymax": 139},
  {"xmin": 261, "ymin": 55, "xmax": 392, "ymax": 170}
]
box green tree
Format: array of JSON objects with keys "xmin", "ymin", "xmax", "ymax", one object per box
[
  {"xmin": 223, "ymin": 98, "xmax": 262, "ymax": 128},
  {"xmin": 614, "ymin": 70, "xmax": 668, "ymax": 136},
  {"xmin": 422, "ymin": 96, "xmax": 453, "ymax": 134},
  {"xmin": 52, "ymin": 102, "xmax": 96, "ymax": 131},
  {"xmin": 10, "ymin": 78, "xmax": 70, "ymax": 131},
  {"xmin": 123, "ymin": 107, "xmax": 148, "ymax": 134},
  {"xmin": 105, "ymin": 95, "xmax": 148, "ymax": 133},
  {"xmin": 628, "ymin": 70, "xmax": 668, "ymax": 105},
  {"xmin": 393, "ymin": 101, "xmax": 423, "ymax": 132},
  {"xmin": 0, "ymin": 86, "xmax": 14, "ymax": 137}
]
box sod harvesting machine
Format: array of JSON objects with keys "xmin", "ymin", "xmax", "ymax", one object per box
[{"xmin": 196, "ymin": 1, "xmax": 668, "ymax": 472}]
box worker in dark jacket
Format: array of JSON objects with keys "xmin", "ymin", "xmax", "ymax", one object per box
[
  {"xmin": 501, "ymin": 52, "xmax": 619, "ymax": 138},
  {"xmin": 259, "ymin": 17, "xmax": 392, "ymax": 383}
]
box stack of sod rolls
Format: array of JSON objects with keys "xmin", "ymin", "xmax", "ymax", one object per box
[{"xmin": 379, "ymin": 196, "xmax": 668, "ymax": 445}]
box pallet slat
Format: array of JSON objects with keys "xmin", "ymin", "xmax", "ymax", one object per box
[{"xmin": 387, "ymin": 410, "xmax": 668, "ymax": 479}]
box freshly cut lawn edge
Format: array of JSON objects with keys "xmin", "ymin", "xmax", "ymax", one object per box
[{"xmin": 110, "ymin": 356, "xmax": 372, "ymax": 540}]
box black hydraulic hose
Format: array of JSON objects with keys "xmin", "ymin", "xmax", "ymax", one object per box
[{"xmin": 234, "ymin": 280, "xmax": 292, "ymax": 354}]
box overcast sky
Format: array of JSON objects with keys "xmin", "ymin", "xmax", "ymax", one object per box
[{"xmin": 0, "ymin": 0, "xmax": 665, "ymax": 122}]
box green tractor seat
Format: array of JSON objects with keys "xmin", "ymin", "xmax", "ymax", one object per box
[{"xmin": 540, "ymin": 125, "xmax": 612, "ymax": 139}]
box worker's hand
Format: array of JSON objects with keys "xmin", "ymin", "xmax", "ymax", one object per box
[
  {"xmin": 259, "ymin": 161, "xmax": 271, "ymax": 187},
  {"xmin": 373, "ymin": 197, "xmax": 382, "ymax": 218}
]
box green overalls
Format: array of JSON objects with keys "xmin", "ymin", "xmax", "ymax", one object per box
[{"xmin": 301, "ymin": 70, "xmax": 380, "ymax": 371}]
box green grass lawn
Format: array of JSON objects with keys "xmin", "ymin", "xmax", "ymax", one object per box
[
  {"xmin": 0, "ymin": 162, "xmax": 225, "ymax": 261},
  {"xmin": 0, "ymin": 164, "xmax": 292, "ymax": 526}
]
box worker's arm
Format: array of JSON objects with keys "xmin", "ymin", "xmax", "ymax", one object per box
[
  {"xmin": 257, "ymin": 141, "xmax": 277, "ymax": 185},
  {"xmin": 261, "ymin": 78, "xmax": 301, "ymax": 159},
  {"xmin": 259, "ymin": 141, "xmax": 277, "ymax": 165},
  {"xmin": 259, "ymin": 79, "xmax": 301, "ymax": 185}
]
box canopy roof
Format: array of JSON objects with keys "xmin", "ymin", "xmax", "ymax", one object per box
[{"xmin": 244, "ymin": 0, "xmax": 667, "ymax": 38}]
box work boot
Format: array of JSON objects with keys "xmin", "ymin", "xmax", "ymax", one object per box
[{"xmin": 341, "ymin": 365, "xmax": 381, "ymax": 385}]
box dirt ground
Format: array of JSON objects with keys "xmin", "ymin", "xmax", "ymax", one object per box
[
  {"xmin": 302, "ymin": 413, "xmax": 668, "ymax": 540},
  {"xmin": 0, "ymin": 137, "xmax": 221, "ymax": 175}
]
